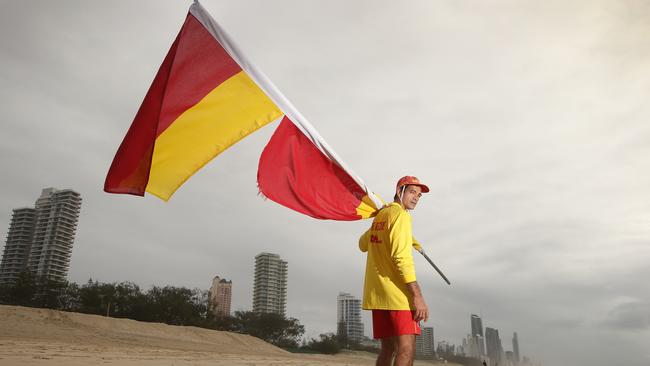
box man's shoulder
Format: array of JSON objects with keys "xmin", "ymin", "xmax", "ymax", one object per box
[{"xmin": 379, "ymin": 203, "xmax": 409, "ymax": 219}]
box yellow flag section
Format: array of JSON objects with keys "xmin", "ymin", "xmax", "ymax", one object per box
[{"xmin": 148, "ymin": 72, "xmax": 282, "ymax": 200}]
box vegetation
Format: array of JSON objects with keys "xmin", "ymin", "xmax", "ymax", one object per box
[
  {"xmin": 0, "ymin": 271, "xmax": 303, "ymax": 349},
  {"xmin": 304, "ymin": 333, "xmax": 343, "ymax": 354}
]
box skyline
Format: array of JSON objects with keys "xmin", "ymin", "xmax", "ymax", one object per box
[{"xmin": 1, "ymin": 1, "xmax": 649, "ymax": 366}]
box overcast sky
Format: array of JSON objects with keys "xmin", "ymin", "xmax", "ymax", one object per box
[{"xmin": 1, "ymin": 1, "xmax": 649, "ymax": 365}]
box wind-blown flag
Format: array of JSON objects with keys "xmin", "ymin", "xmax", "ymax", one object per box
[{"xmin": 105, "ymin": 1, "xmax": 382, "ymax": 220}]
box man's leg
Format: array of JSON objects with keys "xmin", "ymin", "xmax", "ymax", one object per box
[
  {"xmin": 394, "ymin": 334, "xmax": 416, "ymax": 366},
  {"xmin": 376, "ymin": 337, "xmax": 396, "ymax": 366}
]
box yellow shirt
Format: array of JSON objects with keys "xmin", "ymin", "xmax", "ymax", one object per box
[{"xmin": 359, "ymin": 202, "xmax": 417, "ymax": 310}]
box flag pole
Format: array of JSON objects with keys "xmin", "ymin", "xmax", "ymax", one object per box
[{"xmin": 416, "ymin": 248, "xmax": 451, "ymax": 285}]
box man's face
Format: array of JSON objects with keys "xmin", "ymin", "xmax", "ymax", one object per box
[{"xmin": 399, "ymin": 185, "xmax": 423, "ymax": 210}]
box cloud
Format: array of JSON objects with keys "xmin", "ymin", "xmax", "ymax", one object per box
[{"xmin": 603, "ymin": 300, "xmax": 650, "ymax": 330}]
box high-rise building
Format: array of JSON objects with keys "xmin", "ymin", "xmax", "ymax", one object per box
[
  {"xmin": 465, "ymin": 333, "xmax": 483, "ymax": 359},
  {"xmin": 209, "ymin": 276, "xmax": 232, "ymax": 317},
  {"xmin": 436, "ymin": 340, "xmax": 451, "ymax": 355},
  {"xmin": 0, "ymin": 208, "xmax": 36, "ymax": 284},
  {"xmin": 336, "ymin": 292, "xmax": 364, "ymax": 344},
  {"xmin": 252, "ymin": 252, "xmax": 287, "ymax": 316},
  {"xmin": 471, "ymin": 314, "xmax": 483, "ymax": 337},
  {"xmin": 512, "ymin": 332, "xmax": 520, "ymax": 363},
  {"xmin": 416, "ymin": 326, "xmax": 435, "ymax": 358},
  {"xmin": 471, "ymin": 314, "xmax": 486, "ymax": 356},
  {"xmin": 0, "ymin": 188, "xmax": 81, "ymax": 284},
  {"xmin": 485, "ymin": 327, "xmax": 502, "ymax": 366},
  {"xmin": 498, "ymin": 338, "xmax": 505, "ymax": 365}
]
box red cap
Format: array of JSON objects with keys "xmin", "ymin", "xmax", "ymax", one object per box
[{"xmin": 396, "ymin": 176, "xmax": 430, "ymax": 193}]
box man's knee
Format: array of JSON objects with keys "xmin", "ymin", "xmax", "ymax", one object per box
[
  {"xmin": 395, "ymin": 335, "xmax": 416, "ymax": 357},
  {"xmin": 396, "ymin": 344, "xmax": 414, "ymax": 357}
]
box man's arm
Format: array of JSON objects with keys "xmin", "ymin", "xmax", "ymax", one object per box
[
  {"xmin": 406, "ymin": 281, "xmax": 429, "ymax": 322},
  {"xmin": 359, "ymin": 229, "xmax": 370, "ymax": 252},
  {"xmin": 389, "ymin": 212, "xmax": 417, "ymax": 283}
]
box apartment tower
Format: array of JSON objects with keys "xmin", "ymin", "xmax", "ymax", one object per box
[
  {"xmin": 0, "ymin": 188, "xmax": 82, "ymax": 284},
  {"xmin": 209, "ymin": 276, "xmax": 232, "ymax": 317},
  {"xmin": 0, "ymin": 208, "xmax": 36, "ymax": 284},
  {"xmin": 416, "ymin": 326, "xmax": 435, "ymax": 358},
  {"xmin": 471, "ymin": 314, "xmax": 486, "ymax": 356},
  {"xmin": 512, "ymin": 332, "xmax": 520, "ymax": 364},
  {"xmin": 485, "ymin": 327, "xmax": 502, "ymax": 366},
  {"xmin": 252, "ymin": 252, "xmax": 287, "ymax": 316},
  {"xmin": 336, "ymin": 292, "xmax": 364, "ymax": 344}
]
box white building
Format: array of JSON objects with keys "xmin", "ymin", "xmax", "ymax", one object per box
[
  {"xmin": 1, "ymin": 188, "xmax": 81, "ymax": 284},
  {"xmin": 336, "ymin": 292, "xmax": 364, "ymax": 343},
  {"xmin": 0, "ymin": 208, "xmax": 36, "ymax": 284},
  {"xmin": 252, "ymin": 252, "xmax": 287, "ymax": 316},
  {"xmin": 416, "ymin": 326, "xmax": 435, "ymax": 357}
]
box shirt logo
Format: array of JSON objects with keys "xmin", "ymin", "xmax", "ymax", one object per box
[{"xmin": 370, "ymin": 220, "xmax": 386, "ymax": 244}]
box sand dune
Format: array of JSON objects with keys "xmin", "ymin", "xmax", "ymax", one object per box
[{"xmin": 0, "ymin": 305, "xmax": 456, "ymax": 365}]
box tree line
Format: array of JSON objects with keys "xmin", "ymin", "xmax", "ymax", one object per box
[
  {"xmin": 0, "ymin": 271, "xmax": 416, "ymax": 356},
  {"xmin": 0, "ymin": 271, "xmax": 308, "ymax": 349}
]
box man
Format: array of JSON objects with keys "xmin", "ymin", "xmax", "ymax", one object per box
[{"xmin": 359, "ymin": 176, "xmax": 430, "ymax": 366}]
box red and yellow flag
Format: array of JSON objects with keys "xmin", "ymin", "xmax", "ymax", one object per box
[{"xmin": 105, "ymin": 2, "xmax": 382, "ymax": 220}]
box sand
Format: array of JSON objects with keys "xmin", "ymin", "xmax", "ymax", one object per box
[{"xmin": 0, "ymin": 305, "xmax": 457, "ymax": 366}]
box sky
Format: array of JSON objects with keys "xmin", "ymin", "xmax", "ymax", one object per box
[{"xmin": 1, "ymin": 1, "xmax": 649, "ymax": 365}]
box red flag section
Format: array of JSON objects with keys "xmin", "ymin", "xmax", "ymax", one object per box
[{"xmin": 258, "ymin": 117, "xmax": 378, "ymax": 220}]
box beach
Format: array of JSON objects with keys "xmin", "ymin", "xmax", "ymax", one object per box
[{"xmin": 0, "ymin": 305, "xmax": 456, "ymax": 366}]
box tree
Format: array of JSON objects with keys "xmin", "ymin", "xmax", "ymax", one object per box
[
  {"xmin": 145, "ymin": 286, "xmax": 207, "ymax": 325},
  {"xmin": 307, "ymin": 333, "xmax": 343, "ymax": 354},
  {"xmin": 78, "ymin": 279, "xmax": 117, "ymax": 316},
  {"xmin": 57, "ymin": 282, "xmax": 81, "ymax": 311},
  {"xmin": 231, "ymin": 311, "xmax": 305, "ymax": 348},
  {"xmin": 336, "ymin": 321, "xmax": 349, "ymax": 347},
  {"xmin": 33, "ymin": 276, "xmax": 68, "ymax": 308},
  {"xmin": 1, "ymin": 270, "xmax": 37, "ymax": 306}
]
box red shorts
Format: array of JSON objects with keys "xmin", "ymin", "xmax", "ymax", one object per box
[{"xmin": 372, "ymin": 310, "xmax": 421, "ymax": 339}]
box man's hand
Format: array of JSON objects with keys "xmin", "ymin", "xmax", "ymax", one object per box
[
  {"xmin": 412, "ymin": 294, "xmax": 429, "ymax": 322},
  {"xmin": 406, "ymin": 281, "xmax": 429, "ymax": 322}
]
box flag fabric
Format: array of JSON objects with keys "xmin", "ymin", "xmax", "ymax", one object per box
[
  {"xmin": 258, "ymin": 117, "xmax": 379, "ymax": 220},
  {"xmin": 105, "ymin": 1, "xmax": 382, "ymax": 220}
]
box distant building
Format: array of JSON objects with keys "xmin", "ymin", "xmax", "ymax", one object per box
[
  {"xmin": 209, "ymin": 276, "xmax": 232, "ymax": 317},
  {"xmin": 0, "ymin": 188, "xmax": 82, "ymax": 284},
  {"xmin": 465, "ymin": 333, "xmax": 483, "ymax": 359},
  {"xmin": 0, "ymin": 208, "xmax": 36, "ymax": 284},
  {"xmin": 471, "ymin": 314, "xmax": 484, "ymax": 337},
  {"xmin": 252, "ymin": 252, "xmax": 287, "ymax": 316},
  {"xmin": 416, "ymin": 326, "xmax": 435, "ymax": 358},
  {"xmin": 336, "ymin": 292, "xmax": 364, "ymax": 344},
  {"xmin": 359, "ymin": 336, "xmax": 380, "ymax": 349},
  {"xmin": 485, "ymin": 327, "xmax": 502, "ymax": 366},
  {"xmin": 512, "ymin": 332, "xmax": 520, "ymax": 363},
  {"xmin": 499, "ymin": 337, "xmax": 505, "ymax": 365},
  {"xmin": 436, "ymin": 340, "xmax": 452, "ymax": 355},
  {"xmin": 471, "ymin": 314, "xmax": 486, "ymax": 356}
]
